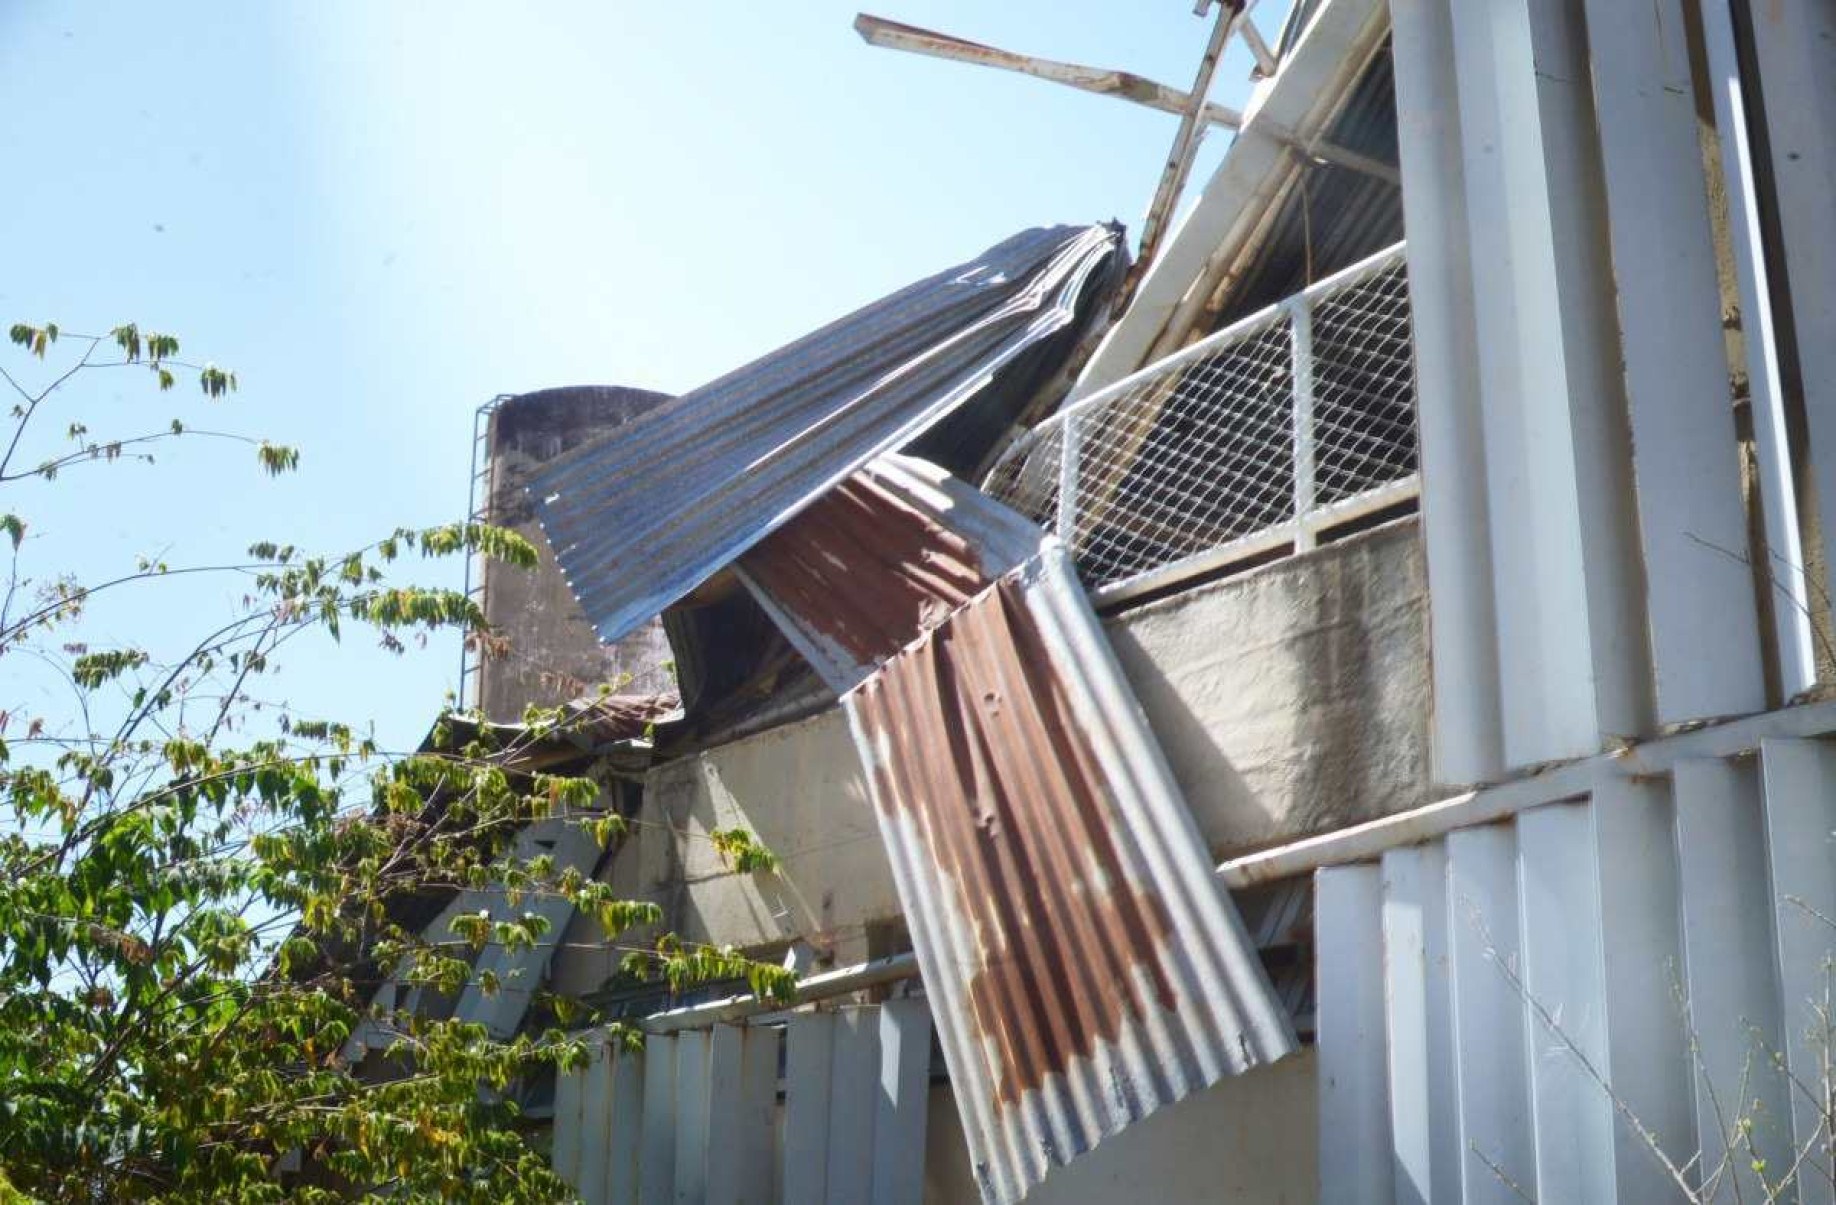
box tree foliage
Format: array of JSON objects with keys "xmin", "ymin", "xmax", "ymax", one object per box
[{"xmin": 0, "ymin": 325, "xmax": 789, "ymax": 1201}]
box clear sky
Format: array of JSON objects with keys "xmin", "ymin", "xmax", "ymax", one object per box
[{"xmin": 0, "ymin": 2, "xmax": 1283, "ymax": 751}]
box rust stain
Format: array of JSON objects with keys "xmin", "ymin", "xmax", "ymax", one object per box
[
  {"xmin": 742, "ymin": 470, "xmax": 991, "ymax": 666},
  {"xmin": 853, "ymin": 578, "xmax": 1177, "ymax": 1105}
]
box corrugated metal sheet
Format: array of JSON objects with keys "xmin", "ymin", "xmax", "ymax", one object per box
[
  {"xmin": 738, "ymin": 455, "xmax": 1040, "ymax": 691},
  {"xmin": 1314, "ymin": 735, "xmax": 1836, "ymax": 1203},
  {"xmin": 846, "ymin": 545, "xmax": 1294, "ymax": 1203},
  {"xmin": 531, "ymin": 223, "xmax": 1125, "ymax": 644}
]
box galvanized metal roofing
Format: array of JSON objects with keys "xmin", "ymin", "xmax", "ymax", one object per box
[
  {"xmin": 849, "ymin": 546, "xmax": 1295, "ymax": 1203},
  {"xmin": 748, "ymin": 455, "xmax": 1296, "ymax": 1203},
  {"xmin": 531, "ymin": 223, "xmax": 1125, "ymax": 644}
]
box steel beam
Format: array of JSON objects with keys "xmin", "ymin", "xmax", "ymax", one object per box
[{"xmin": 1697, "ymin": 0, "xmax": 1818, "ymax": 699}]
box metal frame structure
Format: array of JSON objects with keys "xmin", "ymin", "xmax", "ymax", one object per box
[
  {"xmin": 985, "ymin": 239, "xmax": 1417, "ymax": 606},
  {"xmin": 458, "ymin": 394, "xmax": 510, "ymax": 711}
]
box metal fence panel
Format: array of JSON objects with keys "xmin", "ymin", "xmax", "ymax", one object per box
[{"xmin": 985, "ymin": 241, "xmax": 1417, "ymax": 601}]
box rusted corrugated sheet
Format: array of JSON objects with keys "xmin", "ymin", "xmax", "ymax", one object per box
[
  {"xmin": 738, "ymin": 455, "xmax": 1039, "ymax": 690},
  {"xmin": 750, "ymin": 457, "xmax": 1295, "ymax": 1202},
  {"xmin": 848, "ymin": 547, "xmax": 1294, "ymax": 1202},
  {"xmin": 531, "ymin": 223, "xmax": 1125, "ymax": 645}
]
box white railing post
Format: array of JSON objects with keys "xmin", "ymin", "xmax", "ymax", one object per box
[
  {"xmin": 1055, "ymin": 410, "xmax": 1081, "ymax": 550},
  {"xmin": 1287, "ymin": 296, "xmax": 1318, "ymax": 550}
]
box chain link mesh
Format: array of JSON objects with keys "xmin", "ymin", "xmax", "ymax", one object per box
[{"xmin": 985, "ymin": 242, "xmax": 1417, "ymax": 593}]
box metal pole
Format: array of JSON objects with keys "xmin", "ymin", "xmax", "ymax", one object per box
[
  {"xmin": 1055, "ymin": 411, "xmax": 1082, "ymax": 551},
  {"xmin": 1287, "ymin": 296, "xmax": 1317, "ymax": 550},
  {"xmin": 1131, "ymin": 2, "xmax": 1239, "ymax": 283},
  {"xmin": 853, "ymin": 14, "xmax": 1244, "ymax": 131}
]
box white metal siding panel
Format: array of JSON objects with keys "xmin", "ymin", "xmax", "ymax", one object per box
[
  {"xmin": 781, "ymin": 1012, "xmax": 835, "ymax": 1203},
  {"xmin": 871, "ymin": 999, "xmax": 932, "ymax": 1205},
  {"xmin": 639, "ymin": 1034, "xmax": 677, "ymax": 1205},
  {"xmin": 1445, "ymin": 826, "xmax": 1535, "ymax": 1203},
  {"xmin": 738, "ymin": 1026, "xmax": 779, "ymax": 1205},
  {"xmin": 1580, "ymin": 0, "xmax": 1766, "ymax": 726},
  {"xmin": 1695, "ymin": 0, "xmax": 1818, "ymax": 698},
  {"xmin": 1672, "ymin": 757, "xmax": 1792, "ymax": 1200},
  {"xmin": 1744, "ymin": 0, "xmax": 1836, "ymax": 635},
  {"xmin": 1316, "ymin": 864, "xmax": 1395, "ymax": 1204},
  {"xmin": 1589, "ymin": 778, "xmax": 1696, "ymax": 1201},
  {"xmin": 825, "ymin": 1007, "xmax": 881, "ymax": 1205},
  {"xmin": 1388, "ymin": 0, "xmax": 1504, "ymax": 787},
  {"xmin": 553, "ymin": 1048, "xmax": 586, "ymax": 1191},
  {"xmin": 1515, "ymin": 803, "xmax": 1616, "ymax": 1203},
  {"xmin": 608, "ymin": 1049, "xmax": 643, "ymax": 1205},
  {"xmin": 1380, "ymin": 845, "xmax": 1460, "ymax": 1204},
  {"xmin": 672, "ymin": 1029, "xmax": 711, "ymax": 1203},
  {"xmin": 1760, "ymin": 738, "xmax": 1836, "ymax": 1202},
  {"xmin": 704, "ymin": 1025, "xmax": 778, "ymax": 1205},
  {"xmin": 1446, "ymin": 0, "xmax": 1650, "ymax": 770},
  {"xmin": 577, "ymin": 1042, "xmax": 616, "ymax": 1203}
]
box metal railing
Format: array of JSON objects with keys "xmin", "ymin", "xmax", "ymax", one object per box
[{"xmin": 984, "ymin": 240, "xmax": 1417, "ymax": 603}]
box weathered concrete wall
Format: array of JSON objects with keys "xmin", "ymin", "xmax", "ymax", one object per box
[
  {"xmin": 924, "ymin": 1048, "xmax": 1318, "ymax": 1205},
  {"xmin": 479, "ymin": 386, "xmax": 676, "ymax": 722},
  {"xmin": 547, "ymin": 708, "xmax": 894, "ymax": 996},
  {"xmin": 1107, "ymin": 516, "xmax": 1431, "ymax": 858},
  {"xmin": 548, "ymin": 518, "xmax": 1430, "ymax": 994}
]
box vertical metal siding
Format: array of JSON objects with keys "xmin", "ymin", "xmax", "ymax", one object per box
[
  {"xmin": 1388, "ymin": 0, "xmax": 1502, "ymax": 786},
  {"xmin": 870, "ymin": 1000, "xmax": 932, "ymax": 1205},
  {"xmin": 780, "ymin": 1013, "xmax": 836, "ymax": 1204},
  {"xmin": 1380, "ymin": 845, "xmax": 1459, "ymax": 1203},
  {"xmin": 1580, "ymin": 0, "xmax": 1766, "ymax": 726},
  {"xmin": 1516, "ymin": 803, "xmax": 1616, "ymax": 1202},
  {"xmin": 1315, "ymin": 864, "xmax": 1393, "ymax": 1203},
  {"xmin": 1444, "ymin": 0, "xmax": 1651, "ymax": 770},
  {"xmin": 1695, "ymin": 0, "xmax": 1818, "ymax": 701},
  {"xmin": 1314, "ymin": 734, "xmax": 1836, "ymax": 1202},
  {"xmin": 553, "ymin": 1006, "xmax": 932, "ymax": 1205},
  {"xmin": 1673, "ymin": 758, "xmax": 1792, "ymax": 1202},
  {"xmin": 1742, "ymin": 0, "xmax": 1836, "ymax": 642},
  {"xmin": 1444, "ymin": 826, "xmax": 1535, "ymax": 1204}
]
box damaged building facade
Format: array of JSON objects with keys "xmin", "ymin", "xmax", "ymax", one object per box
[{"xmin": 372, "ymin": 0, "xmax": 1836, "ymax": 1200}]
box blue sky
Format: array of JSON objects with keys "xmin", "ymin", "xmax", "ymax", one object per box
[{"xmin": 0, "ymin": 2, "xmax": 1281, "ymax": 750}]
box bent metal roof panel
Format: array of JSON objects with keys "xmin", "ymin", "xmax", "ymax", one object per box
[{"xmin": 532, "ymin": 223, "xmax": 1124, "ymax": 644}]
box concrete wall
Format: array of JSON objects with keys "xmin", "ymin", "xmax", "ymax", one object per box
[
  {"xmin": 479, "ymin": 386, "xmax": 676, "ymax": 721},
  {"xmin": 923, "ymin": 1048, "xmax": 1319, "ymax": 1205},
  {"xmin": 549, "ymin": 517, "xmax": 1430, "ymax": 993},
  {"xmin": 1109, "ymin": 516, "xmax": 1431, "ymax": 858},
  {"xmin": 548, "ymin": 708, "xmax": 895, "ymax": 997}
]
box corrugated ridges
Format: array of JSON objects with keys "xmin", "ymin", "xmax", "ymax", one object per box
[
  {"xmin": 846, "ymin": 542, "xmax": 1295, "ymax": 1204},
  {"xmin": 530, "ymin": 224, "xmax": 1123, "ymax": 644}
]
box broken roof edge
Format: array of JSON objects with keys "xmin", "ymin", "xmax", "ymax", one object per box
[
  {"xmin": 1069, "ymin": 0, "xmax": 1390, "ymax": 399},
  {"xmin": 530, "ymin": 222, "xmax": 1125, "ymax": 648}
]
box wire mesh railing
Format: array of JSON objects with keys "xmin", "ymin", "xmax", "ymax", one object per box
[{"xmin": 984, "ymin": 240, "xmax": 1417, "ymax": 601}]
